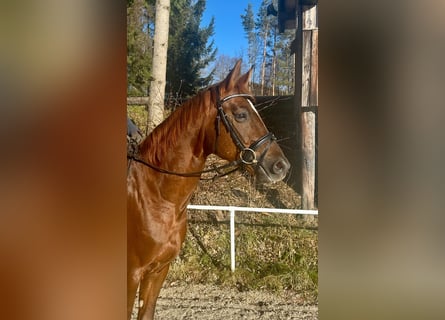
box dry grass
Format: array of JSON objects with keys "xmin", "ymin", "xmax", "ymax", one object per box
[{"xmin": 169, "ymin": 163, "xmax": 318, "ymax": 304}]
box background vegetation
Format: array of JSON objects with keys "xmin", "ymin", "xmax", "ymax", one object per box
[
  {"xmin": 127, "ymin": 0, "xmax": 296, "ymax": 99},
  {"xmin": 127, "ymin": 0, "xmax": 216, "ymax": 98}
]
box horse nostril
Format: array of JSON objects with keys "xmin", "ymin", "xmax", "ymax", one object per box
[{"xmin": 272, "ymin": 159, "xmax": 289, "ymax": 174}]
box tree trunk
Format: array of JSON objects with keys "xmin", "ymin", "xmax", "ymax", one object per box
[
  {"xmin": 271, "ymin": 51, "xmax": 276, "ymax": 96},
  {"xmin": 147, "ymin": 0, "xmax": 170, "ymax": 132},
  {"xmin": 269, "ymin": 24, "xmax": 277, "ymax": 96},
  {"xmin": 260, "ymin": 21, "xmax": 269, "ymax": 96}
]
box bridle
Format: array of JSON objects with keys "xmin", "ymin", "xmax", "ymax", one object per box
[
  {"xmin": 214, "ymin": 90, "xmax": 277, "ymax": 169},
  {"xmin": 127, "ymin": 89, "xmax": 277, "ymax": 180}
]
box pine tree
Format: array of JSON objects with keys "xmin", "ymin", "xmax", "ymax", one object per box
[
  {"xmin": 241, "ymin": 0, "xmax": 294, "ymax": 96},
  {"xmin": 241, "ymin": 3, "xmax": 258, "ymax": 88},
  {"xmin": 127, "ymin": 0, "xmax": 155, "ymax": 96},
  {"xmin": 275, "ymin": 30, "xmax": 295, "ymax": 95},
  {"xmin": 166, "ymin": 0, "xmax": 217, "ymax": 100},
  {"xmin": 256, "ymin": 0, "xmax": 276, "ymax": 95}
]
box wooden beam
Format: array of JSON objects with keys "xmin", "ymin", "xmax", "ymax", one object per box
[
  {"xmin": 293, "ymin": 1, "xmax": 303, "ymax": 196},
  {"xmin": 300, "ymin": 4, "xmax": 318, "ymax": 210}
]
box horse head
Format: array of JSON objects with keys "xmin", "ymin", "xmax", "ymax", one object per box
[{"xmin": 210, "ymin": 60, "xmax": 290, "ymax": 183}]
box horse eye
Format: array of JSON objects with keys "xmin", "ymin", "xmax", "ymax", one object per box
[{"xmin": 234, "ymin": 112, "xmax": 248, "ymax": 122}]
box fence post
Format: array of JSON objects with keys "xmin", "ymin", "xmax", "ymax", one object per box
[{"xmin": 230, "ymin": 208, "xmax": 236, "ymax": 272}]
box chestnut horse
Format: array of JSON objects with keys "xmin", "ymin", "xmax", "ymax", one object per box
[{"xmin": 127, "ymin": 60, "xmax": 290, "ymax": 320}]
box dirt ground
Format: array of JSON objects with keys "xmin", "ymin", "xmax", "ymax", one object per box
[{"xmin": 153, "ymin": 284, "xmax": 318, "ymax": 320}]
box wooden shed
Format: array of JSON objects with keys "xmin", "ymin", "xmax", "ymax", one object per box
[{"xmin": 277, "ymin": 0, "xmax": 318, "ymax": 209}]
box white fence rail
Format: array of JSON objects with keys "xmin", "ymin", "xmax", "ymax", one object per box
[{"xmin": 186, "ymin": 205, "xmax": 318, "ymax": 272}]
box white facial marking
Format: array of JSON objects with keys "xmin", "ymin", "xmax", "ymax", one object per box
[{"xmin": 246, "ymin": 98, "xmax": 260, "ymax": 117}]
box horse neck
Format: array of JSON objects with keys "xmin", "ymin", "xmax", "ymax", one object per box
[{"xmin": 138, "ymin": 92, "xmax": 214, "ymax": 174}]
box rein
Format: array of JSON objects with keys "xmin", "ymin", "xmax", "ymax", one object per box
[
  {"xmin": 127, "ymin": 90, "xmax": 276, "ymax": 180},
  {"xmin": 127, "ymin": 152, "xmax": 242, "ymax": 180}
]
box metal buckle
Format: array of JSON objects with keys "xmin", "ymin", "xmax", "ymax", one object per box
[{"xmin": 239, "ymin": 148, "xmax": 257, "ymax": 165}]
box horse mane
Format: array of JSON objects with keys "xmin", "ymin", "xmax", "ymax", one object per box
[{"xmin": 138, "ymin": 85, "xmax": 219, "ymax": 165}]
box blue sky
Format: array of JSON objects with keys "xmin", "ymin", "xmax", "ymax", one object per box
[{"xmin": 202, "ymin": 0, "xmax": 262, "ymax": 57}]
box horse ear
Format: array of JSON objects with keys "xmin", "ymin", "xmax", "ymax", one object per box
[
  {"xmin": 237, "ymin": 65, "xmax": 253, "ymax": 91},
  {"xmin": 222, "ymin": 60, "xmax": 242, "ymax": 91}
]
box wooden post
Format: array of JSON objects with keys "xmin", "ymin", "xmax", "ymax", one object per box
[
  {"xmin": 299, "ymin": 4, "xmax": 318, "ymax": 209},
  {"xmin": 294, "ymin": 1, "xmax": 303, "ymax": 196}
]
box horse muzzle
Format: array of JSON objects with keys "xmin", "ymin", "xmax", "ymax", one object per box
[
  {"xmin": 240, "ymin": 134, "xmax": 290, "ymax": 184},
  {"xmin": 256, "ymin": 154, "xmax": 290, "ymax": 183}
]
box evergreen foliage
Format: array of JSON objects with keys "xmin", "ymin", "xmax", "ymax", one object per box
[
  {"xmin": 166, "ymin": 0, "xmax": 216, "ymax": 99},
  {"xmin": 127, "ymin": 0, "xmax": 216, "ymax": 100},
  {"xmin": 240, "ymin": 0, "xmax": 295, "ymax": 95},
  {"xmin": 240, "ymin": 3, "xmax": 258, "ymax": 76},
  {"xmin": 127, "ymin": 0, "xmax": 155, "ymax": 96},
  {"xmin": 127, "ymin": 0, "xmax": 295, "ymax": 99}
]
